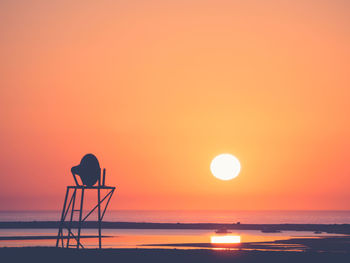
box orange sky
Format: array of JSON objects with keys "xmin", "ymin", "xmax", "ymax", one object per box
[{"xmin": 1, "ymin": 0, "xmax": 350, "ymax": 211}]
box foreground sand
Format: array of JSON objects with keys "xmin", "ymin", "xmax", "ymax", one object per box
[
  {"xmin": 1, "ymin": 236, "xmax": 350, "ymax": 263},
  {"xmin": 1, "ymin": 223, "xmax": 350, "ymax": 262},
  {"xmin": 1, "ymin": 247, "xmax": 350, "ymax": 263}
]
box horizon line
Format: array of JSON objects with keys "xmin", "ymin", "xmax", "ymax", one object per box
[{"xmin": 1, "ymin": 209, "xmax": 350, "ymax": 212}]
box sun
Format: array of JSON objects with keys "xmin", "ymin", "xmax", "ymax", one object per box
[{"xmin": 210, "ymin": 154, "xmax": 241, "ymax": 181}]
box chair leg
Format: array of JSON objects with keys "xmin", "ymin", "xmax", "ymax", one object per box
[
  {"xmin": 98, "ymin": 187, "xmax": 102, "ymax": 249},
  {"xmin": 77, "ymin": 188, "xmax": 84, "ymax": 248},
  {"xmin": 66, "ymin": 189, "xmax": 76, "ymax": 248},
  {"xmin": 56, "ymin": 187, "xmax": 69, "ymax": 247}
]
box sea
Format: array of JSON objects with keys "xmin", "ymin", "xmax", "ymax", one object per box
[
  {"xmin": 0, "ymin": 210, "xmax": 349, "ymax": 248},
  {"xmin": 1, "ymin": 210, "xmax": 350, "ymax": 224}
]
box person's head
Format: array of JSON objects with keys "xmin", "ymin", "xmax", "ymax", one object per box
[{"xmin": 71, "ymin": 153, "xmax": 101, "ymax": 186}]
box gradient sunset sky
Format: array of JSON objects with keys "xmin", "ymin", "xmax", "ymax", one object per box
[{"xmin": 1, "ymin": 0, "xmax": 349, "ymax": 211}]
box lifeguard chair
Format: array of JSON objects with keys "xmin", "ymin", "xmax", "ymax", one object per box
[{"xmin": 56, "ymin": 154, "xmax": 116, "ymax": 249}]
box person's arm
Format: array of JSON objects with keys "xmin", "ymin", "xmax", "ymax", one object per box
[
  {"xmin": 71, "ymin": 171, "xmax": 79, "ymax": 185},
  {"xmin": 71, "ymin": 167, "xmax": 80, "ymax": 186}
]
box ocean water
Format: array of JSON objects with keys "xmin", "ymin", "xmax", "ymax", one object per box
[
  {"xmin": 0, "ymin": 210, "xmax": 349, "ymax": 249},
  {"xmin": 0, "ymin": 210, "xmax": 350, "ymax": 224},
  {"xmin": 0, "ymin": 228, "xmax": 342, "ymax": 249}
]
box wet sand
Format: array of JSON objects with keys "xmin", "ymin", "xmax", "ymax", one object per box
[
  {"xmin": 0, "ymin": 235, "xmax": 111, "ymax": 240},
  {"xmin": 1, "ymin": 244, "xmax": 350, "ymax": 263},
  {"xmin": 1, "ymin": 222, "xmax": 350, "ymax": 262},
  {"xmin": 148, "ymin": 236, "xmax": 350, "ymax": 252}
]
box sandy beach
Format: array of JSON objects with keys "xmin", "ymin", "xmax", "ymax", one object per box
[
  {"xmin": 1, "ymin": 237, "xmax": 350, "ymax": 263},
  {"xmin": 1, "ymin": 223, "xmax": 350, "ymax": 262}
]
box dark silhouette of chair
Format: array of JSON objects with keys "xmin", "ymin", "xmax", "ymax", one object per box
[{"xmin": 56, "ymin": 154, "xmax": 116, "ymax": 249}]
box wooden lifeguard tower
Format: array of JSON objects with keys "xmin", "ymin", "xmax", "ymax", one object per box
[{"xmin": 56, "ymin": 154, "xmax": 116, "ymax": 249}]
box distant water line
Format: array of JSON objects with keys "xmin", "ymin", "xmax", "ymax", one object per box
[{"xmin": 0, "ymin": 210, "xmax": 350, "ymax": 224}]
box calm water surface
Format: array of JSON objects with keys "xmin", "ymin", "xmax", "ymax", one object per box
[
  {"xmin": 0, "ymin": 210, "xmax": 348, "ymax": 249},
  {"xmin": 1, "ymin": 210, "xmax": 350, "ymax": 224},
  {"xmin": 0, "ymin": 228, "xmax": 342, "ymax": 249}
]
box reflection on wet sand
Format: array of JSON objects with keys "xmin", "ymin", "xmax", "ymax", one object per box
[
  {"xmin": 211, "ymin": 235, "xmax": 241, "ymax": 244},
  {"xmin": 0, "ymin": 229, "xmax": 346, "ymax": 251}
]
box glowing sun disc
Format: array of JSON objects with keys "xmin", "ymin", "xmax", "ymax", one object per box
[{"xmin": 210, "ymin": 154, "xmax": 241, "ymax": 181}]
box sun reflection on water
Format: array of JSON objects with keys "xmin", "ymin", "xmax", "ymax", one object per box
[{"xmin": 210, "ymin": 235, "xmax": 241, "ymax": 244}]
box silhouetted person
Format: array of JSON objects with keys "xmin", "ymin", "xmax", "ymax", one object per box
[{"xmin": 71, "ymin": 153, "xmax": 101, "ymax": 187}]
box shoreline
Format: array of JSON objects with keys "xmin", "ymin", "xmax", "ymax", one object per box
[
  {"xmin": 1, "ymin": 233, "xmax": 349, "ymax": 262},
  {"xmin": 0, "ymin": 221, "xmax": 350, "ymax": 234},
  {"xmin": 1, "ymin": 246, "xmax": 350, "ymax": 263}
]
